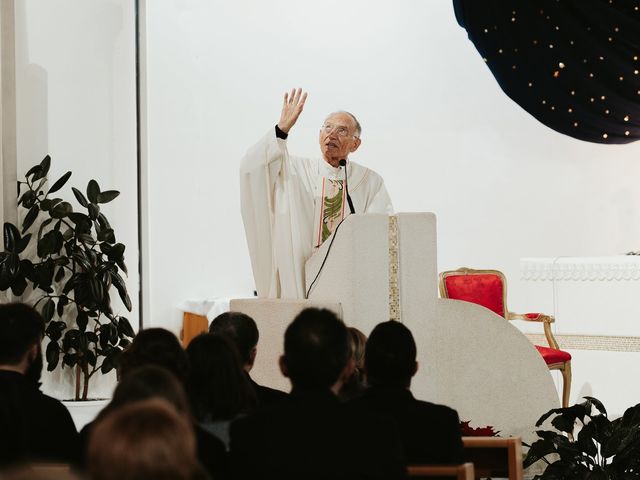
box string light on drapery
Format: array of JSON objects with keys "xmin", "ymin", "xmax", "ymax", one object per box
[{"xmin": 453, "ymin": 0, "xmax": 640, "ymax": 144}]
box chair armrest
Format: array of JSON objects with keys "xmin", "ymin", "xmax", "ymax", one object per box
[
  {"xmin": 507, "ymin": 312, "xmax": 554, "ymax": 323},
  {"xmin": 507, "ymin": 312, "xmax": 559, "ymax": 350}
]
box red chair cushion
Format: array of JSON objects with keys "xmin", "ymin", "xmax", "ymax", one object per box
[
  {"xmin": 535, "ymin": 345, "xmax": 571, "ymax": 364},
  {"xmin": 444, "ymin": 273, "xmax": 506, "ymax": 317}
]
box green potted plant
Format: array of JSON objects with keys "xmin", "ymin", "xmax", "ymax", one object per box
[
  {"xmin": 524, "ymin": 396, "xmax": 640, "ymax": 479},
  {"xmin": 0, "ymin": 155, "xmax": 135, "ymax": 400}
]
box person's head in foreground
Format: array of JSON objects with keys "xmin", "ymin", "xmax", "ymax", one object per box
[
  {"xmin": 117, "ymin": 327, "xmax": 189, "ymax": 384},
  {"xmin": 280, "ymin": 308, "xmax": 352, "ymax": 392},
  {"xmin": 209, "ymin": 311, "xmax": 259, "ymax": 372},
  {"xmin": 365, "ymin": 320, "xmax": 418, "ymax": 389},
  {"xmin": 319, "ymin": 111, "xmax": 362, "ymax": 167},
  {"xmin": 104, "ymin": 365, "xmax": 191, "ymax": 419},
  {"xmin": 88, "ymin": 398, "xmax": 203, "ymax": 480},
  {"xmin": 0, "ymin": 303, "xmax": 45, "ymax": 383}
]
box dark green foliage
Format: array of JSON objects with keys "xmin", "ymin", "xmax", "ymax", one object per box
[
  {"xmin": 0, "ymin": 155, "xmax": 134, "ymax": 400},
  {"xmin": 524, "ymin": 397, "xmax": 640, "ymax": 479}
]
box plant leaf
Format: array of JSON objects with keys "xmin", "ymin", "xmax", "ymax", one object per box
[
  {"xmin": 56, "ymin": 295, "xmax": 68, "ymax": 317},
  {"xmin": 19, "ymin": 190, "xmax": 36, "ymax": 208},
  {"xmin": 38, "ymin": 230, "xmax": 64, "ymax": 258},
  {"xmin": 40, "ymin": 198, "xmax": 63, "ymax": 212},
  {"xmin": 22, "ymin": 205, "xmax": 40, "ymax": 234},
  {"xmin": 111, "ymin": 272, "xmax": 132, "ymax": 311},
  {"xmin": 98, "ymin": 228, "xmax": 115, "ymax": 243},
  {"xmin": 101, "ymin": 351, "xmax": 119, "ymax": 374},
  {"xmin": 15, "ymin": 233, "xmax": 32, "ymax": 254},
  {"xmin": 45, "ymin": 340, "xmax": 60, "ymax": 371},
  {"xmin": 87, "ymin": 180, "xmax": 100, "ymax": 204},
  {"xmin": 96, "ymin": 190, "xmax": 120, "ymax": 204},
  {"xmin": 42, "ymin": 298, "xmax": 55, "ymax": 323},
  {"xmin": 47, "ymin": 171, "xmax": 72, "ymax": 194},
  {"xmin": 76, "ymin": 310, "xmax": 88, "ymax": 332},
  {"xmin": 86, "ymin": 349, "xmax": 97, "ymax": 367},
  {"xmin": 40, "ymin": 155, "xmax": 51, "ymax": 178},
  {"xmin": 72, "ymin": 187, "xmax": 89, "ymax": 208},
  {"xmin": 32, "ymin": 156, "xmax": 51, "ymax": 182},
  {"xmin": 50, "ymin": 201, "xmax": 73, "ymax": 219},
  {"xmin": 63, "ymin": 353, "xmax": 77, "ymax": 367},
  {"xmin": 584, "ymin": 396, "xmax": 608, "ymax": 418},
  {"xmin": 4, "ymin": 223, "xmax": 20, "ymax": 251},
  {"xmin": 26, "ymin": 164, "xmax": 42, "ymax": 179},
  {"xmin": 117, "ymin": 316, "xmax": 135, "ymax": 337},
  {"xmin": 37, "ymin": 218, "xmax": 53, "ymax": 243},
  {"xmin": 54, "ymin": 266, "xmax": 66, "ymax": 283}
]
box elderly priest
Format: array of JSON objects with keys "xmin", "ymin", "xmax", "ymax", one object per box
[{"xmin": 240, "ymin": 88, "xmax": 393, "ymax": 299}]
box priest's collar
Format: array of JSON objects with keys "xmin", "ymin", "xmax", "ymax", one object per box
[{"xmin": 320, "ymin": 158, "xmax": 346, "ymax": 179}]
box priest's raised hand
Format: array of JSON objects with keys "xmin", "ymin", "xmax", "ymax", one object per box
[{"xmin": 277, "ymin": 88, "xmax": 308, "ymax": 134}]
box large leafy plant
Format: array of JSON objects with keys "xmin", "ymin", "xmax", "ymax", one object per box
[
  {"xmin": 0, "ymin": 155, "xmax": 134, "ymax": 400},
  {"xmin": 524, "ymin": 397, "xmax": 640, "ymax": 479}
]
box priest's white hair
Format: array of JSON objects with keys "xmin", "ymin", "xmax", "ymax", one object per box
[{"xmin": 325, "ymin": 111, "xmax": 362, "ymax": 138}]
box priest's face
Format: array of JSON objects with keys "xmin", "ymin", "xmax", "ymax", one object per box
[{"xmin": 319, "ymin": 112, "xmax": 362, "ymax": 168}]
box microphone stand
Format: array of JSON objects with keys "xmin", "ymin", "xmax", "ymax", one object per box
[{"xmin": 339, "ymin": 159, "xmax": 355, "ymax": 214}]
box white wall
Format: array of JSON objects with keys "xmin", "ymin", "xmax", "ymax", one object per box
[
  {"xmin": 15, "ymin": 0, "xmax": 138, "ymax": 399},
  {"xmin": 143, "ymin": 0, "xmax": 640, "ymax": 334}
]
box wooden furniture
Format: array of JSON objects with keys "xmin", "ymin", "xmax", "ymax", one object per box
[
  {"xmin": 30, "ymin": 463, "xmax": 72, "ymax": 479},
  {"xmin": 439, "ymin": 267, "xmax": 572, "ymax": 407},
  {"xmin": 408, "ymin": 463, "xmax": 474, "ymax": 479},
  {"xmin": 181, "ymin": 312, "xmax": 208, "ymax": 347},
  {"xmin": 462, "ymin": 436, "xmax": 523, "ymax": 480}
]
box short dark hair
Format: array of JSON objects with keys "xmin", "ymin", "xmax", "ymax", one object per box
[
  {"xmin": 209, "ymin": 311, "xmax": 259, "ymax": 365},
  {"xmin": 283, "ymin": 308, "xmax": 349, "ymax": 389},
  {"xmin": 0, "ymin": 303, "xmax": 45, "ymax": 365},
  {"xmin": 118, "ymin": 328, "xmax": 189, "ymax": 384},
  {"xmin": 365, "ymin": 321, "xmax": 417, "ymax": 387},
  {"xmin": 186, "ymin": 333, "xmax": 256, "ymax": 421},
  {"xmin": 108, "ymin": 365, "xmax": 190, "ymax": 416}
]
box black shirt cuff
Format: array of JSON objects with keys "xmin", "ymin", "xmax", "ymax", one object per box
[{"xmin": 275, "ymin": 125, "xmax": 288, "ymax": 140}]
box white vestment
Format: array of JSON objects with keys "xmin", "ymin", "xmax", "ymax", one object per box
[{"xmin": 240, "ymin": 129, "xmax": 393, "ymax": 299}]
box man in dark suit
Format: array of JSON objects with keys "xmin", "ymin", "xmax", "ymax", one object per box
[
  {"xmin": 210, "ymin": 311, "xmax": 288, "ymax": 406},
  {"xmin": 230, "ymin": 308, "xmax": 406, "ymax": 480},
  {"xmin": 349, "ymin": 320, "xmax": 464, "ymax": 465},
  {"xmin": 0, "ymin": 303, "xmax": 80, "ymax": 466}
]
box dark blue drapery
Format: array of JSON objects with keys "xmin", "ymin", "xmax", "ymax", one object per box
[{"xmin": 454, "ymin": 0, "xmax": 640, "ymax": 144}]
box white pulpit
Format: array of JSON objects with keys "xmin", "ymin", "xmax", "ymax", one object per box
[{"xmin": 233, "ymin": 214, "xmax": 560, "ymax": 441}]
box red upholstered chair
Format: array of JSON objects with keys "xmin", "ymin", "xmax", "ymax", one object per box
[{"xmin": 439, "ymin": 267, "xmax": 572, "ymax": 408}]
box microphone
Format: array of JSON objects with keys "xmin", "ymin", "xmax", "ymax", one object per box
[{"xmin": 339, "ymin": 159, "xmax": 355, "ymax": 214}]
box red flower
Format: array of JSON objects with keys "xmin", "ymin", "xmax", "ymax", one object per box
[{"xmin": 460, "ymin": 420, "xmax": 500, "ymax": 437}]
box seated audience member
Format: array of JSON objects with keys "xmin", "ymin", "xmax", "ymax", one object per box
[
  {"xmin": 186, "ymin": 333, "xmax": 257, "ymax": 449},
  {"xmin": 230, "ymin": 308, "xmax": 406, "ymax": 480},
  {"xmin": 117, "ymin": 327, "xmax": 189, "ymax": 383},
  {"xmin": 0, "ymin": 303, "xmax": 79, "ymax": 467},
  {"xmin": 338, "ymin": 326, "xmax": 368, "ymax": 401},
  {"xmin": 350, "ymin": 320, "xmax": 464, "ymax": 465},
  {"xmin": 87, "ymin": 398, "xmax": 204, "ymax": 480},
  {"xmin": 79, "ymin": 329, "xmax": 226, "ymax": 479},
  {"xmin": 209, "ymin": 311, "xmax": 288, "ymax": 405}
]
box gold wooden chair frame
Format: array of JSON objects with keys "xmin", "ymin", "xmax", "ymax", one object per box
[{"xmin": 439, "ymin": 267, "xmax": 572, "ymax": 408}]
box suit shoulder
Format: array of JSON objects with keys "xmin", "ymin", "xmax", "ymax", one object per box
[{"xmin": 414, "ymin": 400, "xmax": 460, "ymax": 421}]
